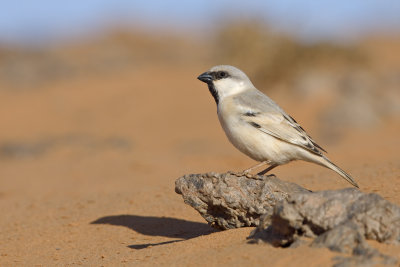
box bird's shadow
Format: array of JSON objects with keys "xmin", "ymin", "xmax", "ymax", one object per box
[{"xmin": 91, "ymin": 215, "xmax": 217, "ymax": 249}]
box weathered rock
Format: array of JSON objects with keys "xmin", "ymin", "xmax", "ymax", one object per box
[
  {"xmin": 250, "ymin": 188, "xmax": 400, "ymax": 246},
  {"xmin": 175, "ymin": 172, "xmax": 310, "ymax": 230},
  {"xmin": 250, "ymin": 188, "xmax": 400, "ymax": 265},
  {"xmin": 176, "ymin": 172, "xmax": 399, "ymax": 265}
]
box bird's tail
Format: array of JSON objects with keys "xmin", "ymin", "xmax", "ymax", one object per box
[{"xmin": 316, "ymin": 156, "xmax": 359, "ymax": 188}]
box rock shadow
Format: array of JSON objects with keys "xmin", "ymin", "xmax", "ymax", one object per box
[{"xmin": 91, "ymin": 215, "xmax": 217, "ymax": 249}]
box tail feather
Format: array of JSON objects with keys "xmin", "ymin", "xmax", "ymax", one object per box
[{"xmin": 318, "ymin": 156, "xmax": 359, "ymax": 188}]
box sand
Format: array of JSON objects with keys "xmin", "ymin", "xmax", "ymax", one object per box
[{"xmin": 0, "ymin": 65, "xmax": 399, "ymax": 266}]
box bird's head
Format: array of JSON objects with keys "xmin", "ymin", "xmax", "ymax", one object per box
[{"xmin": 197, "ymin": 65, "xmax": 253, "ymax": 104}]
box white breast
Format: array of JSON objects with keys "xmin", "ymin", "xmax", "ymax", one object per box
[{"xmin": 217, "ymin": 98, "xmax": 302, "ymax": 164}]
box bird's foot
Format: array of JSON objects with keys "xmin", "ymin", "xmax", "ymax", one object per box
[
  {"xmin": 228, "ymin": 170, "xmax": 246, "ymax": 177},
  {"xmin": 228, "ymin": 170, "xmax": 263, "ymax": 180}
]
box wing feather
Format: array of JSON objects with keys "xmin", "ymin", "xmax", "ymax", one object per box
[
  {"xmin": 244, "ymin": 111, "xmax": 325, "ymax": 155},
  {"xmin": 233, "ymin": 89, "xmax": 326, "ymax": 155}
]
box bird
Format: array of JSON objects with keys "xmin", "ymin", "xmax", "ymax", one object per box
[{"xmin": 197, "ymin": 65, "xmax": 359, "ymax": 188}]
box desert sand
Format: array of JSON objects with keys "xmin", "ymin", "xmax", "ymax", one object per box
[{"xmin": 0, "ymin": 38, "xmax": 400, "ymax": 266}]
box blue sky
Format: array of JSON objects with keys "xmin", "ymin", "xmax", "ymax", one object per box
[{"xmin": 0, "ymin": 0, "xmax": 399, "ymax": 45}]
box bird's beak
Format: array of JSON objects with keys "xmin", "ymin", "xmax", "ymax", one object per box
[{"xmin": 197, "ymin": 72, "xmax": 213, "ymax": 83}]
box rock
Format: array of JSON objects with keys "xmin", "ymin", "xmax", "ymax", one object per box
[
  {"xmin": 250, "ymin": 188, "xmax": 400, "ymax": 265},
  {"xmin": 175, "ymin": 172, "xmax": 310, "ymax": 230},
  {"xmin": 176, "ymin": 172, "xmax": 399, "ymax": 265}
]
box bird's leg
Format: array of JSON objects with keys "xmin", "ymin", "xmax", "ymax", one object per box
[
  {"xmin": 229, "ymin": 161, "xmax": 275, "ymax": 178},
  {"xmin": 242, "ymin": 161, "xmax": 269, "ymax": 174},
  {"xmin": 257, "ymin": 164, "xmax": 278, "ymax": 175}
]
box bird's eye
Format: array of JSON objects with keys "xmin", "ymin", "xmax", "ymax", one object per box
[{"xmin": 217, "ymin": 71, "xmax": 227, "ymax": 78}]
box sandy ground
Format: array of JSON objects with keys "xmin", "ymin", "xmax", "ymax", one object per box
[{"xmin": 0, "ymin": 65, "xmax": 399, "ymax": 266}]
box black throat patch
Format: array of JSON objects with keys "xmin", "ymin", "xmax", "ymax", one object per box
[{"xmin": 207, "ymin": 83, "xmax": 219, "ymax": 105}]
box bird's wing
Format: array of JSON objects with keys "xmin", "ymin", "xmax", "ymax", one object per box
[{"xmin": 243, "ymin": 110, "xmax": 326, "ymax": 155}]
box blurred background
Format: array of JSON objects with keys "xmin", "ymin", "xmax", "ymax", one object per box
[
  {"xmin": 1, "ymin": 2, "xmax": 400, "ymax": 264},
  {"xmin": 0, "ymin": 0, "xmax": 399, "ymax": 195}
]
